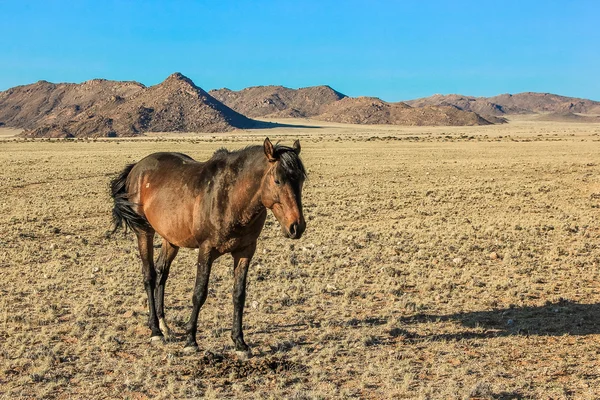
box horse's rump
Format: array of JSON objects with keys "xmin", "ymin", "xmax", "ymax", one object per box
[{"xmin": 110, "ymin": 163, "xmax": 152, "ymax": 233}]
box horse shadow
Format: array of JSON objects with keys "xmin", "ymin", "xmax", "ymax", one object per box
[
  {"xmin": 393, "ymin": 299, "xmax": 600, "ymax": 341},
  {"xmin": 261, "ymin": 300, "xmax": 600, "ymax": 346}
]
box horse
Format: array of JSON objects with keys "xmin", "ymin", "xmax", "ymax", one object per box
[{"xmin": 109, "ymin": 138, "xmax": 306, "ymax": 355}]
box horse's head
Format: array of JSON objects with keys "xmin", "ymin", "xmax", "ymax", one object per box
[{"xmin": 260, "ymin": 138, "xmax": 306, "ymax": 239}]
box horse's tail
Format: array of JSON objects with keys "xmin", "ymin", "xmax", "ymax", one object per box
[{"xmin": 110, "ymin": 163, "xmax": 151, "ymax": 234}]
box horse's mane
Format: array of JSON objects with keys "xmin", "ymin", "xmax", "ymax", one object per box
[
  {"xmin": 211, "ymin": 145, "xmax": 255, "ymax": 159},
  {"xmin": 273, "ymin": 144, "xmax": 307, "ymax": 182},
  {"xmin": 212, "ymin": 144, "xmax": 306, "ymax": 181}
]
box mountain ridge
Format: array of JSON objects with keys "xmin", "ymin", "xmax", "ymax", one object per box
[{"xmin": 3, "ymin": 75, "xmax": 597, "ymax": 137}]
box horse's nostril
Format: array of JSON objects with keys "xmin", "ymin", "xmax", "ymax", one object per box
[{"xmin": 289, "ymin": 223, "xmax": 298, "ymax": 237}]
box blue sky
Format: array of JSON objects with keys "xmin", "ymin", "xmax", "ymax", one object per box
[{"xmin": 0, "ymin": 1, "xmax": 598, "ymax": 101}]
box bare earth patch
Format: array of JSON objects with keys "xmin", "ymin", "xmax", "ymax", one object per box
[
  {"xmin": 1, "ymin": 121, "xmax": 600, "ymax": 398},
  {"xmin": 0, "ymin": 127, "xmax": 22, "ymax": 138}
]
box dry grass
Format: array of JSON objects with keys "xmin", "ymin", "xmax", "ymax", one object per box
[{"xmin": 1, "ymin": 120, "xmax": 600, "ymax": 399}]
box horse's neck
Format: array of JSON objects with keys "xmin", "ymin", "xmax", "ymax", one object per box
[{"xmin": 226, "ymin": 158, "xmax": 267, "ymax": 227}]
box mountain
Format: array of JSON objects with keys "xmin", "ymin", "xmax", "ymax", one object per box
[
  {"xmin": 535, "ymin": 112, "xmax": 600, "ymax": 123},
  {"xmin": 0, "ymin": 79, "xmax": 145, "ymax": 130},
  {"xmin": 209, "ymin": 85, "xmax": 346, "ymax": 118},
  {"xmin": 488, "ymin": 93, "xmax": 600, "ymax": 114},
  {"xmin": 210, "ymin": 85, "xmax": 500, "ymax": 126},
  {"xmin": 0, "ymin": 73, "xmax": 255, "ymax": 137},
  {"xmin": 406, "ymin": 92, "xmax": 600, "ymax": 117},
  {"xmin": 405, "ymin": 94, "xmax": 521, "ymax": 116},
  {"xmin": 313, "ymin": 97, "xmax": 499, "ymax": 126}
]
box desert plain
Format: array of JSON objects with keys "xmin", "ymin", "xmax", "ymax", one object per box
[{"xmin": 1, "ymin": 118, "xmax": 600, "ymax": 399}]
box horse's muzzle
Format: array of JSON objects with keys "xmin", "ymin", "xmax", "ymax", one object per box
[{"xmin": 286, "ymin": 221, "xmax": 305, "ymax": 239}]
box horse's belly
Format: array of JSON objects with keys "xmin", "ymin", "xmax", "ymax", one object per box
[
  {"xmin": 154, "ymin": 224, "xmax": 198, "ymax": 248},
  {"xmin": 142, "ymin": 189, "xmax": 199, "ymax": 248}
]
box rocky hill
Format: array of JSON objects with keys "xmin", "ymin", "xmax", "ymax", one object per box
[
  {"xmin": 0, "ymin": 73, "xmax": 255, "ymax": 137},
  {"xmin": 406, "ymin": 92, "xmax": 600, "ymax": 117},
  {"xmin": 313, "ymin": 97, "xmax": 500, "ymax": 126},
  {"xmin": 211, "ymin": 86, "xmax": 501, "ymax": 126},
  {"xmin": 0, "ymin": 79, "xmax": 145, "ymax": 130},
  {"xmin": 488, "ymin": 93, "xmax": 600, "ymax": 115},
  {"xmin": 535, "ymin": 112, "xmax": 600, "ymax": 123},
  {"xmin": 209, "ymin": 85, "xmax": 346, "ymax": 118},
  {"xmin": 405, "ymin": 94, "xmax": 521, "ymax": 116}
]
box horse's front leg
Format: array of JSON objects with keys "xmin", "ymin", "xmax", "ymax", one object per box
[
  {"xmin": 231, "ymin": 242, "xmax": 256, "ymax": 357},
  {"xmin": 184, "ymin": 246, "xmax": 215, "ymax": 351}
]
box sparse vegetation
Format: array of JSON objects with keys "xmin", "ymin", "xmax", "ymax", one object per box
[{"xmin": 1, "ymin": 120, "xmax": 600, "ymax": 399}]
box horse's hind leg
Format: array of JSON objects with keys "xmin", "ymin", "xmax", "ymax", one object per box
[
  {"xmin": 136, "ymin": 230, "xmax": 163, "ymax": 341},
  {"xmin": 154, "ymin": 239, "xmax": 179, "ymax": 340}
]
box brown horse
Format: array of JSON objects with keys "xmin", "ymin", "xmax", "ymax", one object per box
[{"xmin": 110, "ymin": 138, "xmax": 306, "ymax": 355}]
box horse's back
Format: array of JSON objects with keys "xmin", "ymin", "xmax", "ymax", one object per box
[
  {"xmin": 136, "ymin": 152, "xmax": 198, "ymax": 170},
  {"xmin": 130, "ymin": 152, "xmax": 205, "ymax": 187}
]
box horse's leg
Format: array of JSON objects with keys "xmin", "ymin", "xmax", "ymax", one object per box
[
  {"xmin": 154, "ymin": 239, "xmax": 179, "ymax": 340},
  {"xmin": 136, "ymin": 230, "xmax": 163, "ymax": 341},
  {"xmin": 231, "ymin": 242, "xmax": 256, "ymax": 356},
  {"xmin": 184, "ymin": 246, "xmax": 215, "ymax": 351}
]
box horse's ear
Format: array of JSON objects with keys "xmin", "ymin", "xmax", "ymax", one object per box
[
  {"xmin": 293, "ymin": 139, "xmax": 301, "ymax": 155},
  {"xmin": 264, "ymin": 137, "xmax": 277, "ymax": 162}
]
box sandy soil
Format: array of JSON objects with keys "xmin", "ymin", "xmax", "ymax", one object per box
[
  {"xmin": 0, "ymin": 128, "xmax": 23, "ymax": 138},
  {"xmin": 1, "ymin": 121, "xmax": 600, "ymax": 399}
]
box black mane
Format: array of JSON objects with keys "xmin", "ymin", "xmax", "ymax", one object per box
[
  {"xmin": 212, "ymin": 147, "xmax": 231, "ymax": 158},
  {"xmin": 273, "ymin": 144, "xmax": 306, "ymax": 182}
]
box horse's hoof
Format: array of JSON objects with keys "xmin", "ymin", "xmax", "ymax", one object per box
[
  {"xmin": 235, "ymin": 349, "xmax": 252, "ymax": 361},
  {"xmin": 150, "ymin": 335, "xmax": 164, "ymax": 344},
  {"xmin": 183, "ymin": 344, "xmax": 199, "ymax": 353}
]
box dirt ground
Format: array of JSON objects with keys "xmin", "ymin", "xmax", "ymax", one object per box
[{"xmin": 1, "ymin": 119, "xmax": 600, "ymax": 399}]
